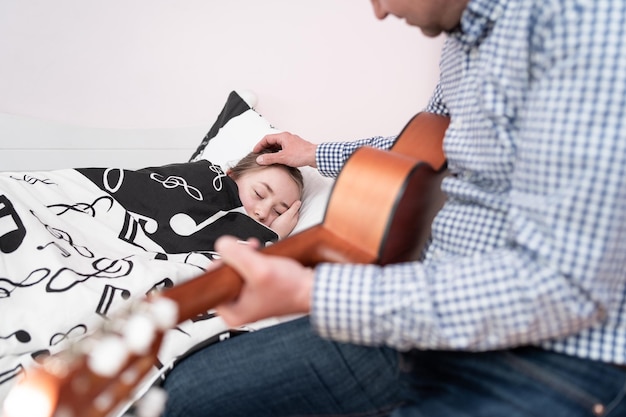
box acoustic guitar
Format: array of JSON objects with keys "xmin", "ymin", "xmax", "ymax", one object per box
[{"xmin": 1, "ymin": 112, "xmax": 450, "ymax": 417}]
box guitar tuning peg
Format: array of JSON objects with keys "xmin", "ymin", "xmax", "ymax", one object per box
[
  {"xmin": 1, "ymin": 368, "xmax": 59, "ymax": 417},
  {"xmin": 147, "ymin": 297, "xmax": 179, "ymax": 330},
  {"xmin": 87, "ymin": 335, "xmax": 129, "ymax": 378},
  {"xmin": 123, "ymin": 314, "xmax": 156, "ymax": 355}
]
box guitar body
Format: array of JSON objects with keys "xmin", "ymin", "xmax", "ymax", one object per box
[
  {"xmin": 383, "ymin": 112, "xmax": 450, "ymax": 262},
  {"xmin": 2, "ymin": 113, "xmax": 450, "ymax": 417}
]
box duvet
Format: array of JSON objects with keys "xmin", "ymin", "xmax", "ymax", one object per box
[{"xmin": 0, "ymin": 160, "xmax": 278, "ymax": 407}]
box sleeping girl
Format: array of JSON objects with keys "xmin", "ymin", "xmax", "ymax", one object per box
[
  {"xmin": 0, "ymin": 148, "xmax": 304, "ymax": 407},
  {"xmin": 226, "ymin": 148, "xmax": 303, "ymax": 240},
  {"xmin": 76, "ymin": 147, "xmax": 304, "ymax": 256}
]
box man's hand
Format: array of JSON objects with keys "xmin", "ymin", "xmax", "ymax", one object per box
[
  {"xmin": 254, "ymin": 132, "xmax": 318, "ymax": 168},
  {"xmin": 270, "ymin": 200, "xmax": 302, "ymax": 239},
  {"xmin": 214, "ymin": 236, "xmax": 314, "ymax": 327}
]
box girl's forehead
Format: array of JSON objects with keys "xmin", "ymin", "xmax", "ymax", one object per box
[{"xmin": 246, "ymin": 167, "xmax": 299, "ymax": 190}]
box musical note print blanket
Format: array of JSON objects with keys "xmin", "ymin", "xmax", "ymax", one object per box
[{"xmin": 0, "ymin": 160, "xmax": 278, "ymax": 407}]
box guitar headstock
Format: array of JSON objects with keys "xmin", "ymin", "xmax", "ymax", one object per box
[{"xmin": 2, "ymin": 296, "xmax": 179, "ymax": 417}]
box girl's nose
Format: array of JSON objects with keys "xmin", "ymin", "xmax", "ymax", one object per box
[{"xmin": 254, "ymin": 205, "xmax": 268, "ymax": 222}]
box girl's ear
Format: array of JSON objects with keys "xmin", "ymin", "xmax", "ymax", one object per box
[{"xmin": 226, "ymin": 168, "xmax": 233, "ymax": 177}]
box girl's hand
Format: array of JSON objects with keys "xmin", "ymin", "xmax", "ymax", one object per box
[{"xmin": 270, "ymin": 200, "xmax": 301, "ymax": 239}]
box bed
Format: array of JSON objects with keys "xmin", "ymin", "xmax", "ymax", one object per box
[{"xmin": 0, "ymin": 91, "xmax": 335, "ymax": 416}]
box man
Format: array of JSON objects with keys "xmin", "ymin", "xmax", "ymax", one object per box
[{"xmin": 163, "ymin": 0, "xmax": 626, "ymax": 416}]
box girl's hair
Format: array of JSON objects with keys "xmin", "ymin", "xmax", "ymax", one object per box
[{"xmin": 228, "ymin": 147, "xmax": 304, "ymax": 197}]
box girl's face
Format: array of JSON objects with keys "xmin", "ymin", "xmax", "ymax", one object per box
[{"xmin": 232, "ymin": 166, "xmax": 301, "ymax": 228}]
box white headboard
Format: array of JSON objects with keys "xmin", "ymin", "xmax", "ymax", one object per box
[{"xmin": 0, "ymin": 112, "xmax": 209, "ymax": 171}]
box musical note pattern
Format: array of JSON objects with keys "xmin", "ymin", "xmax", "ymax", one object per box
[
  {"xmin": 30, "ymin": 209, "xmax": 94, "ymax": 258},
  {"xmin": 0, "ymin": 364, "xmax": 24, "ymax": 385},
  {"xmin": 0, "ymin": 161, "xmax": 281, "ymax": 402},
  {"xmin": 209, "ymin": 163, "xmax": 227, "ymax": 192},
  {"xmin": 78, "ymin": 161, "xmax": 277, "ymax": 253},
  {"xmin": 45, "ymin": 256, "xmax": 134, "ymax": 293},
  {"xmin": 9, "ymin": 174, "xmax": 56, "ymax": 186},
  {"xmin": 149, "ymin": 278, "xmax": 174, "ymax": 294},
  {"xmin": 0, "ymin": 267, "xmax": 51, "ymax": 297},
  {"xmin": 150, "ymin": 172, "xmax": 204, "ymax": 200},
  {"xmin": 119, "ymin": 211, "xmax": 149, "ymax": 249},
  {"xmin": 49, "ymin": 324, "xmax": 88, "ymax": 347},
  {"xmin": 0, "ymin": 330, "xmax": 31, "ymax": 344},
  {"xmin": 96, "ymin": 284, "xmax": 132, "ymax": 317},
  {"xmin": 47, "ymin": 195, "xmax": 114, "ymax": 217},
  {"xmin": 0, "ymin": 195, "xmax": 26, "ymax": 254}
]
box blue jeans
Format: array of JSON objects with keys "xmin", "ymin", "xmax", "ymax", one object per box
[{"xmin": 161, "ymin": 317, "xmax": 626, "ymax": 417}]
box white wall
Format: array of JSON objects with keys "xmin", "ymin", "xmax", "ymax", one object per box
[{"xmin": 0, "ymin": 0, "xmax": 443, "ymax": 170}]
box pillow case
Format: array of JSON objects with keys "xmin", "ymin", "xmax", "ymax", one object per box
[{"xmin": 190, "ymin": 91, "xmax": 334, "ymax": 235}]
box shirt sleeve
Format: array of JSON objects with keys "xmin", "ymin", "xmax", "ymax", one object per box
[{"xmin": 315, "ymin": 136, "xmax": 397, "ymax": 178}]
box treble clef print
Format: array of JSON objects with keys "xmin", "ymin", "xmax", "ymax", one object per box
[
  {"xmin": 150, "ymin": 173, "xmax": 203, "ymax": 201},
  {"xmin": 49, "ymin": 324, "xmax": 88, "ymax": 346},
  {"xmin": 209, "ymin": 163, "xmax": 226, "ymax": 192},
  {"xmin": 47, "ymin": 195, "xmax": 114, "ymax": 217},
  {"xmin": 37, "ymin": 241, "xmax": 71, "ymax": 257},
  {"xmin": 45, "ymin": 256, "xmax": 134, "ymax": 293},
  {"xmin": 0, "ymin": 268, "xmax": 50, "ymax": 299},
  {"xmin": 30, "ymin": 210, "xmax": 93, "ymax": 258},
  {"xmin": 9, "ymin": 174, "xmax": 56, "ymax": 185}
]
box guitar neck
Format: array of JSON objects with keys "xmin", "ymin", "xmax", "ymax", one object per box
[{"xmin": 157, "ymin": 225, "xmax": 377, "ymax": 324}]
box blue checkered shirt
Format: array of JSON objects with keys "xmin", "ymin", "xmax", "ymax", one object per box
[{"xmin": 311, "ymin": 0, "xmax": 626, "ymax": 365}]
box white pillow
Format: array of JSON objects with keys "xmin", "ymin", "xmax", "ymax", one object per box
[{"xmin": 190, "ymin": 91, "xmax": 334, "ymax": 234}]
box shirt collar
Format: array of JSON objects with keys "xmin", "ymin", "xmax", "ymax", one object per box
[{"xmin": 450, "ymin": 0, "xmax": 507, "ymax": 49}]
